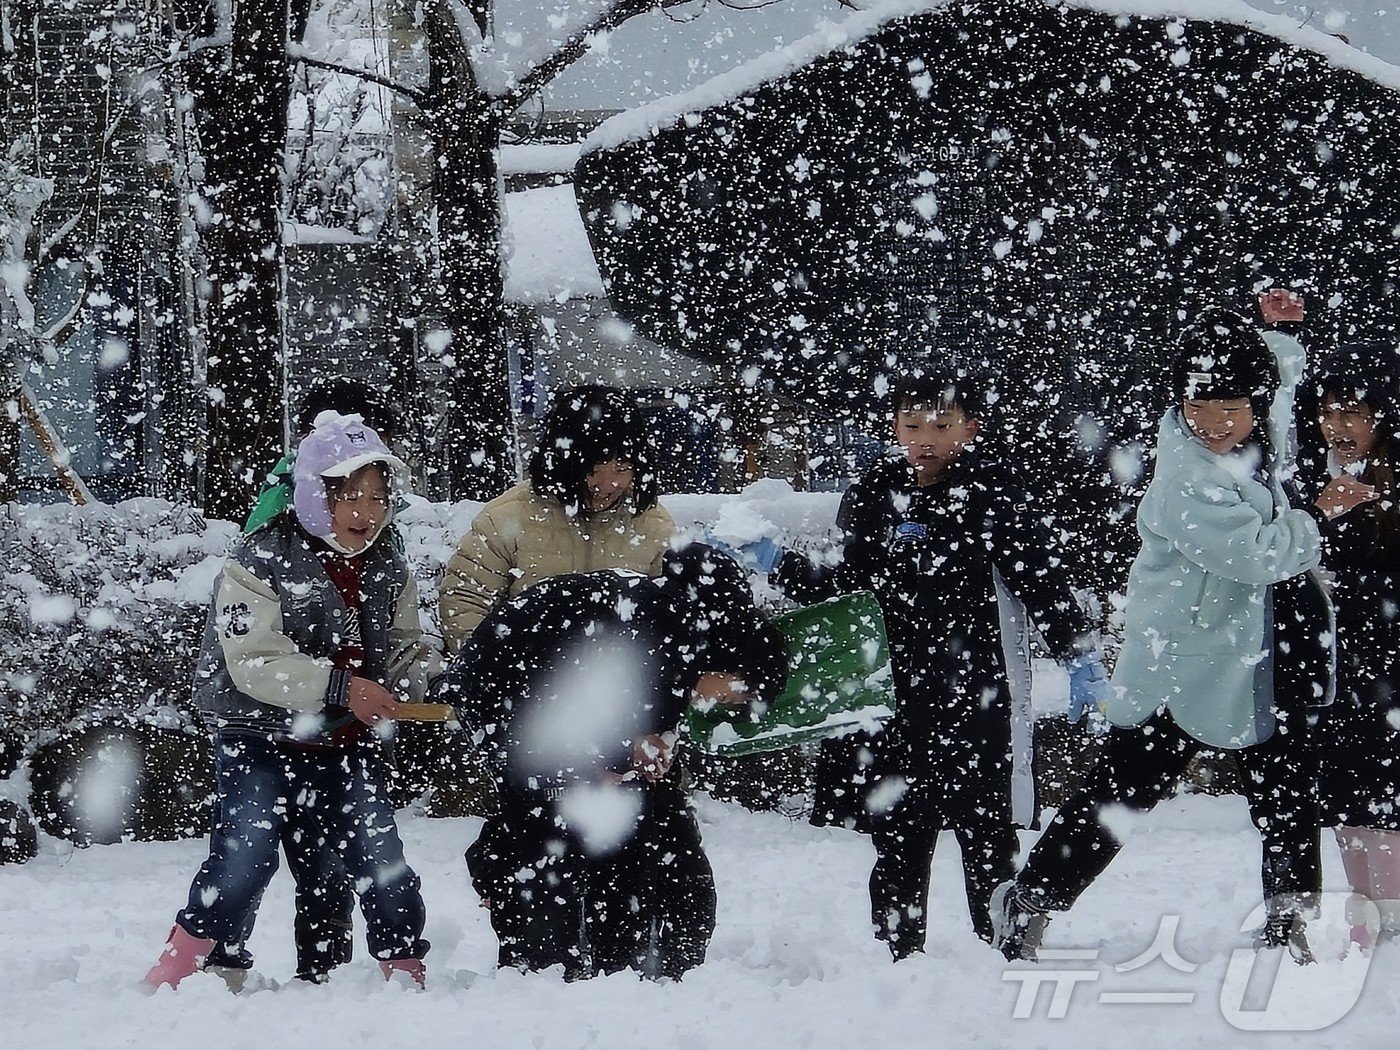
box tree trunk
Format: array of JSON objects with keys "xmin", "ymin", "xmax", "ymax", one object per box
[
  {"xmin": 423, "ymin": 4, "xmax": 515, "ymax": 503},
  {"xmin": 0, "ymin": 0, "xmax": 39, "ymax": 503},
  {"xmin": 189, "ymin": 0, "xmax": 290, "ymax": 521}
]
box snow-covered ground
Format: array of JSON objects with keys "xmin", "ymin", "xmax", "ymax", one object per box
[
  {"xmin": 5, "ymin": 487, "xmax": 1396, "ymax": 1044},
  {"xmin": 2, "ymin": 791, "xmax": 1395, "ymax": 1048}
]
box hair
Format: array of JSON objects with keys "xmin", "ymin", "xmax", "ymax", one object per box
[
  {"xmin": 324, "ymin": 462, "xmax": 390, "ymax": 498},
  {"xmin": 1170, "ymin": 308, "xmax": 1278, "ymax": 466},
  {"xmin": 659, "ymin": 543, "xmax": 789, "ymax": 705},
  {"xmin": 889, "ymin": 364, "xmax": 989, "ymax": 420},
  {"xmin": 527, "ymin": 385, "xmax": 659, "ymax": 517},
  {"xmin": 1170, "ymin": 309, "xmax": 1278, "ymax": 412},
  {"xmin": 295, "ymin": 378, "xmax": 399, "ymax": 442}
]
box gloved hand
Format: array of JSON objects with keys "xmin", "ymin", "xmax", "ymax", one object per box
[
  {"xmin": 702, "ymin": 529, "xmax": 785, "ymax": 575},
  {"xmin": 1066, "ymin": 651, "xmax": 1110, "ymax": 725}
]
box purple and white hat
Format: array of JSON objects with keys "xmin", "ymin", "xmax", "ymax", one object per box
[{"xmin": 293, "ymin": 410, "xmax": 409, "ymax": 542}]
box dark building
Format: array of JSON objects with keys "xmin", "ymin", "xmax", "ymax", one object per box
[
  {"xmin": 10, "ymin": 0, "xmax": 195, "ymax": 503},
  {"xmin": 575, "ymin": 0, "xmax": 1400, "ymax": 587}
]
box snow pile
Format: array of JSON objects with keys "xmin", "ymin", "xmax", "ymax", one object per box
[
  {"xmin": 2, "ymin": 792, "xmax": 1396, "ymax": 1046},
  {"xmin": 665, "ymin": 479, "xmax": 843, "ymax": 551},
  {"xmin": 0, "ymin": 500, "xmax": 236, "ymax": 736},
  {"xmin": 0, "ymin": 486, "xmax": 842, "ymax": 739}
]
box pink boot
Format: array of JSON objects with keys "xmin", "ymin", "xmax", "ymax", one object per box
[
  {"xmin": 1345, "ymin": 895, "xmax": 1380, "ymax": 957},
  {"xmin": 380, "ymin": 958, "xmax": 426, "ymax": 989},
  {"xmin": 143, "ymin": 925, "xmax": 215, "ymax": 991}
]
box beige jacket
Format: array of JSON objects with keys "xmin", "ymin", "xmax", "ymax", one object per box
[{"xmin": 440, "ymin": 481, "xmax": 677, "ymax": 653}]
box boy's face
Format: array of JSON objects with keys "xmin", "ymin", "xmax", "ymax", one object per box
[
  {"xmin": 327, "ymin": 464, "xmax": 391, "ymax": 553},
  {"xmin": 895, "ymin": 404, "xmax": 979, "ymax": 485},
  {"xmin": 1318, "ymin": 392, "xmax": 1380, "ymax": 469},
  {"xmin": 585, "ymin": 458, "xmax": 635, "ymax": 513},
  {"xmin": 1183, "ymin": 397, "xmax": 1255, "ymax": 456}
]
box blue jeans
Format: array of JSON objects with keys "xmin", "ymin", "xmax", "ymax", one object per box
[
  {"xmin": 177, "ymin": 735, "xmax": 427, "ymax": 961},
  {"xmin": 203, "ymin": 789, "xmax": 356, "ymax": 978}
]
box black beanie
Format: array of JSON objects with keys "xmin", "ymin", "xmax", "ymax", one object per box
[{"xmin": 1171, "ymin": 309, "xmax": 1278, "ymax": 413}]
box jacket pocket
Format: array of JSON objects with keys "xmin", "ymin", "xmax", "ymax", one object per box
[{"xmin": 1186, "ymin": 576, "xmax": 1265, "ymax": 651}]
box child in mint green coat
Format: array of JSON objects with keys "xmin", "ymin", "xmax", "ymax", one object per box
[{"xmin": 993, "ymin": 307, "xmax": 1371, "ymax": 964}]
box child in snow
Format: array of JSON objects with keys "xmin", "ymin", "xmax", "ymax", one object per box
[
  {"xmin": 779, "ymin": 367, "xmax": 1104, "ymax": 958},
  {"xmin": 438, "ymin": 545, "xmax": 788, "ymax": 980},
  {"xmin": 439, "ymin": 385, "xmax": 676, "ymax": 655},
  {"xmin": 993, "ymin": 308, "xmax": 1366, "ymax": 964},
  {"xmin": 1297, "ymin": 342, "xmax": 1396, "ymax": 951},
  {"xmin": 144, "ymin": 412, "xmax": 436, "ymax": 990},
  {"xmin": 205, "ymin": 378, "xmax": 404, "ymax": 985}
]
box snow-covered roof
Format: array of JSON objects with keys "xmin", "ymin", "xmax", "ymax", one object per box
[
  {"xmin": 583, "ymin": 0, "xmax": 1400, "ymax": 156},
  {"xmin": 502, "ymin": 183, "xmax": 604, "ymax": 304},
  {"xmin": 499, "ymin": 142, "xmax": 583, "ymax": 176},
  {"xmin": 277, "ymin": 187, "xmax": 601, "ymax": 304},
  {"xmin": 281, "ymin": 222, "xmax": 374, "ymax": 247}
]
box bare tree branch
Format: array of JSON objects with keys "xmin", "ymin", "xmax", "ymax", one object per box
[
  {"xmin": 290, "ymin": 49, "xmax": 430, "ymax": 110},
  {"xmin": 492, "ymin": 0, "xmax": 708, "ymax": 117},
  {"xmin": 23, "ymin": 34, "xmax": 125, "ymax": 353}
]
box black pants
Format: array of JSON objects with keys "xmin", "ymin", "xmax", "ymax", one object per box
[
  {"xmin": 1018, "ymin": 706, "xmax": 1320, "ymax": 914},
  {"xmin": 811, "ymin": 731, "xmax": 884, "ymax": 833},
  {"xmin": 283, "ymin": 822, "xmax": 355, "ymax": 978},
  {"xmin": 470, "ymin": 782, "xmax": 717, "ymax": 980},
  {"xmin": 869, "ymin": 774, "xmax": 1020, "ymax": 951}
]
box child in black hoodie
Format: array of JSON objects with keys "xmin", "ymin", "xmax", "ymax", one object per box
[{"xmin": 780, "ymin": 367, "xmax": 1102, "ymax": 957}]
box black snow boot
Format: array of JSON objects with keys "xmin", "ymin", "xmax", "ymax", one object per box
[
  {"xmin": 990, "ymin": 880, "xmax": 1050, "ymax": 962},
  {"xmin": 1252, "ymin": 907, "xmax": 1316, "ymax": 966}
]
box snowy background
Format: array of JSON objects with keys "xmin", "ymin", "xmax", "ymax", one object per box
[{"xmin": 8, "ymin": 0, "xmax": 1400, "ymax": 1044}]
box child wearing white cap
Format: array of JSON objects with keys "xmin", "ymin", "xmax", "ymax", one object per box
[{"xmin": 143, "ymin": 412, "xmax": 436, "ymax": 991}]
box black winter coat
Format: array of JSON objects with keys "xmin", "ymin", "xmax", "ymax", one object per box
[
  {"xmin": 1297, "ymin": 342, "xmax": 1400, "ymax": 827},
  {"xmin": 782, "ymin": 452, "xmax": 1093, "ymax": 822},
  {"xmin": 438, "ymin": 570, "xmax": 727, "ymax": 979},
  {"xmin": 437, "ymin": 570, "xmax": 705, "ymax": 796},
  {"xmin": 1308, "ymin": 486, "xmax": 1400, "ymax": 828}
]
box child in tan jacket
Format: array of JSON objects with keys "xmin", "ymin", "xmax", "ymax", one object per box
[{"xmin": 440, "ymin": 386, "xmax": 676, "ymax": 653}]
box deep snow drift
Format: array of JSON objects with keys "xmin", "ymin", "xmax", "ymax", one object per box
[{"xmin": 2, "ymin": 790, "xmax": 1397, "ymax": 1048}]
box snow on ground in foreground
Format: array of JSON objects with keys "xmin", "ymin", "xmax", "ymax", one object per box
[{"xmin": 3, "ymin": 793, "xmax": 1398, "ymax": 1049}]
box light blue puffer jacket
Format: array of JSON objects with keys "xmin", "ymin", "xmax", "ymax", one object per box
[{"xmin": 1105, "ymin": 336, "xmax": 1323, "ymax": 748}]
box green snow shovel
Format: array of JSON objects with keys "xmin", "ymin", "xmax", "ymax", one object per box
[{"xmin": 686, "ymin": 590, "xmax": 895, "ymax": 757}]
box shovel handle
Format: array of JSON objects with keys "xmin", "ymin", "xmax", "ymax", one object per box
[{"xmin": 394, "ymin": 703, "xmax": 457, "ymax": 723}]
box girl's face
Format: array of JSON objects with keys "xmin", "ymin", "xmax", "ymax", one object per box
[
  {"xmin": 327, "ymin": 464, "xmax": 391, "ymax": 553},
  {"xmin": 585, "ymin": 458, "xmax": 634, "ymax": 513},
  {"xmin": 1318, "ymin": 392, "xmax": 1380, "ymax": 470},
  {"xmin": 1183, "ymin": 397, "xmax": 1255, "ymax": 455}
]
